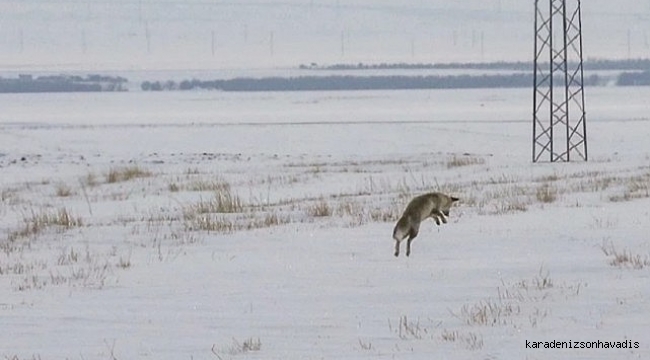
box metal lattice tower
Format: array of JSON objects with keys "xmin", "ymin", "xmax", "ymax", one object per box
[{"xmin": 533, "ymin": 0, "xmax": 587, "ymax": 162}]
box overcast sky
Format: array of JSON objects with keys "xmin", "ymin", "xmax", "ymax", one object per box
[{"xmin": 1, "ymin": 0, "xmax": 649, "ymax": 71}]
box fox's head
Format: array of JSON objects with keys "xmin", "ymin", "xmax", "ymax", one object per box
[{"xmin": 442, "ymin": 196, "xmax": 460, "ymax": 216}]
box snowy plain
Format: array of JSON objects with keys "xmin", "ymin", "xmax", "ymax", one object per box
[{"xmin": 1, "ymin": 85, "xmax": 650, "ymax": 359}]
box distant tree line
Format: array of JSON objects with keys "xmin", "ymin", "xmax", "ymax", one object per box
[
  {"xmin": 616, "ymin": 71, "xmax": 650, "ymax": 86},
  {"xmin": 3, "ymin": 60, "xmax": 650, "ymax": 94},
  {"xmin": 142, "ymin": 74, "xmax": 528, "ymax": 92},
  {"xmin": 140, "ymin": 73, "xmax": 617, "ymax": 92},
  {"xmin": 0, "ymin": 74, "xmax": 128, "ymax": 93},
  {"xmin": 302, "ymin": 58, "xmax": 650, "ymax": 72}
]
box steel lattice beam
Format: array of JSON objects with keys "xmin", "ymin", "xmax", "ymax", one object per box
[{"xmin": 532, "ymin": 0, "xmax": 587, "ymax": 162}]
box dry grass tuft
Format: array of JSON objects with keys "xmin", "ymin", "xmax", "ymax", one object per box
[
  {"xmin": 486, "ymin": 198, "xmax": 529, "ymax": 215},
  {"xmin": 336, "ymin": 200, "xmax": 362, "ymax": 218},
  {"xmin": 184, "ymin": 214, "xmax": 235, "ymax": 233},
  {"xmin": 57, "ymin": 247, "xmax": 82, "ymax": 266},
  {"xmin": 167, "ymin": 177, "xmax": 232, "ymax": 194},
  {"xmin": 535, "ymin": 183, "xmax": 558, "ymax": 203},
  {"xmin": 335, "ymin": 199, "xmax": 400, "ymax": 226},
  {"xmin": 183, "ymin": 209, "xmax": 290, "ymax": 234},
  {"xmin": 106, "ymin": 165, "xmax": 152, "ymax": 183},
  {"xmin": 457, "ymin": 299, "xmax": 521, "ymax": 326},
  {"xmin": 440, "ymin": 329, "xmax": 458, "ymax": 342},
  {"xmin": 7, "ymin": 208, "xmax": 83, "ymax": 243},
  {"xmin": 389, "ymin": 315, "xmax": 430, "ymax": 340},
  {"xmin": 189, "ymin": 190, "xmax": 244, "ymax": 214},
  {"xmin": 367, "ymin": 206, "xmax": 399, "ymax": 222},
  {"xmin": 446, "ymin": 154, "xmax": 486, "ymax": 169},
  {"xmin": 306, "ymin": 198, "xmax": 332, "ymax": 217},
  {"xmin": 1, "ymin": 187, "xmax": 20, "ymax": 204},
  {"xmin": 601, "ymin": 242, "xmax": 650, "ymax": 269},
  {"xmin": 185, "ymin": 178, "xmax": 231, "ymax": 192},
  {"xmin": 212, "ymin": 337, "xmax": 261, "ymax": 358},
  {"xmin": 168, "ymin": 183, "xmax": 180, "ymax": 192},
  {"xmin": 511, "ymin": 267, "xmax": 554, "ymax": 291},
  {"xmin": 440, "ymin": 330, "xmax": 484, "ymax": 350},
  {"xmin": 259, "ymin": 212, "xmax": 291, "ymax": 227},
  {"xmin": 51, "ymin": 208, "xmax": 83, "ymax": 228},
  {"xmin": 358, "ymin": 338, "xmax": 373, "ymax": 351},
  {"xmin": 117, "ymin": 255, "xmax": 132, "ymax": 269},
  {"xmin": 55, "ymin": 183, "xmax": 74, "ymax": 197},
  {"xmin": 536, "ymin": 173, "xmax": 560, "ymax": 182},
  {"xmin": 238, "ymin": 337, "xmax": 262, "ymax": 352},
  {"xmin": 609, "ymin": 174, "xmax": 650, "ymax": 202}
]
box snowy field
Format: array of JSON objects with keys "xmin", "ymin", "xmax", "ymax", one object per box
[{"xmin": 1, "ymin": 86, "xmax": 649, "ymax": 359}]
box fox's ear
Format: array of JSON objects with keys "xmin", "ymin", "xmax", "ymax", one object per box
[{"xmin": 451, "ymin": 196, "xmax": 460, "ymax": 202}]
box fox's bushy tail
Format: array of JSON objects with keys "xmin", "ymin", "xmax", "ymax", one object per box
[{"xmin": 392, "ymin": 217, "xmax": 409, "ymax": 242}]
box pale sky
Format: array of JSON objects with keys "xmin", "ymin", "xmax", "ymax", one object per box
[{"xmin": 0, "ymin": 0, "xmax": 648, "ymax": 71}]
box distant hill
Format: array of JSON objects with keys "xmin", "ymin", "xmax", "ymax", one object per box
[{"xmin": 0, "ymin": 74, "xmax": 127, "ymax": 93}]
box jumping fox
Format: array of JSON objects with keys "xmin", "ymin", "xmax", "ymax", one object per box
[{"xmin": 392, "ymin": 192, "xmax": 459, "ymax": 257}]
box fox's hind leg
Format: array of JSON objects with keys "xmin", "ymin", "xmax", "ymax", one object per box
[
  {"xmin": 394, "ymin": 239, "xmax": 401, "ymax": 257},
  {"xmin": 406, "ymin": 229, "xmax": 419, "ymax": 257}
]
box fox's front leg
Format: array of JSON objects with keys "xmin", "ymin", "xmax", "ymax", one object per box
[
  {"xmin": 394, "ymin": 240, "xmax": 400, "ymax": 257},
  {"xmin": 430, "ymin": 211, "xmax": 447, "ymax": 225}
]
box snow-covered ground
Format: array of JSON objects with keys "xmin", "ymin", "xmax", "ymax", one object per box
[{"xmin": 1, "ymin": 86, "xmax": 649, "ymax": 359}]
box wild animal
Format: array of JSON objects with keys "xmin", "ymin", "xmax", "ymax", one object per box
[{"xmin": 392, "ymin": 192, "xmax": 459, "ymax": 257}]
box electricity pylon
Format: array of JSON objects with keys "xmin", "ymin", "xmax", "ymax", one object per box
[{"xmin": 532, "ymin": 0, "xmax": 587, "ymax": 162}]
